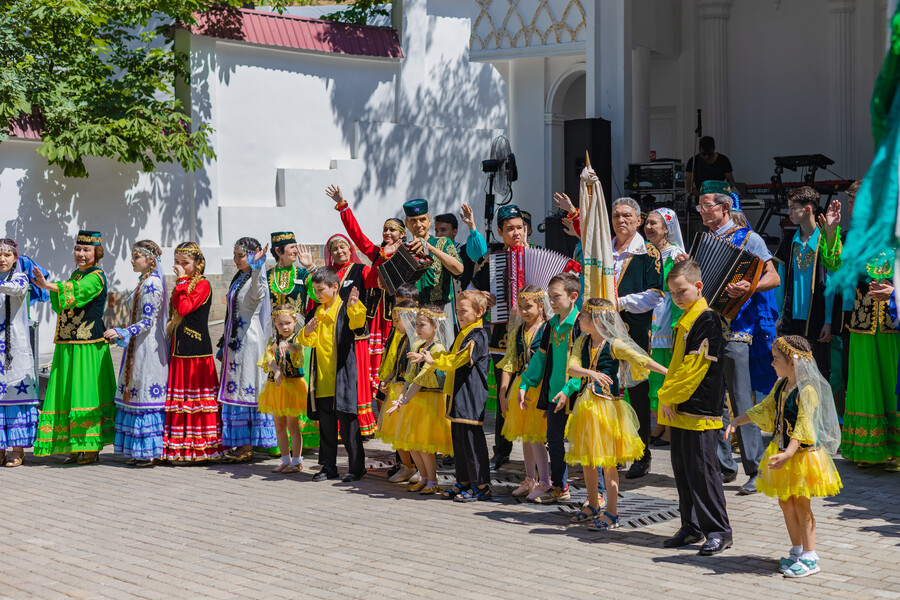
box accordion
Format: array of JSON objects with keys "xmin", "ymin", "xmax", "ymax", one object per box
[
  {"xmin": 689, "ymin": 232, "xmax": 764, "ymax": 320},
  {"xmin": 377, "ymin": 244, "xmax": 434, "ymax": 295},
  {"xmin": 489, "ymin": 246, "xmax": 572, "ymax": 323}
]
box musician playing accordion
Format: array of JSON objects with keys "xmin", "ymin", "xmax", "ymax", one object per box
[
  {"xmin": 470, "ymin": 205, "xmax": 580, "ymax": 469},
  {"xmin": 402, "ymin": 198, "xmax": 464, "ymax": 311},
  {"xmin": 693, "ymin": 179, "xmax": 781, "ymax": 496}
]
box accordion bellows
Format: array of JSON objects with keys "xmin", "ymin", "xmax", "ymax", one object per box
[
  {"xmin": 689, "ymin": 232, "xmax": 763, "ymax": 320},
  {"xmin": 377, "ymin": 245, "xmax": 434, "ymax": 295},
  {"xmin": 489, "ymin": 246, "xmax": 572, "ymax": 323}
]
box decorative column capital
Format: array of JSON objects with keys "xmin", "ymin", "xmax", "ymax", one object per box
[
  {"xmin": 826, "ymin": 0, "xmax": 856, "ymax": 14},
  {"xmin": 544, "ymin": 112, "xmax": 565, "ymax": 126},
  {"xmin": 698, "ymin": 0, "xmax": 733, "ymax": 20}
]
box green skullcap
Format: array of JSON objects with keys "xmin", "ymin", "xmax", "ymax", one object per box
[
  {"xmin": 403, "ymin": 198, "xmax": 429, "ymax": 217},
  {"xmin": 497, "ymin": 204, "xmax": 524, "ymax": 225},
  {"xmin": 699, "ymin": 180, "xmax": 732, "ymax": 196},
  {"xmin": 76, "ymin": 230, "xmax": 102, "ymax": 246}
]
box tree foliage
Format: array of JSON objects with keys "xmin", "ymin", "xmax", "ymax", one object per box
[
  {"xmin": 323, "ymin": 0, "xmax": 389, "ymax": 26},
  {"xmin": 0, "ymin": 1, "xmax": 287, "ymax": 177}
]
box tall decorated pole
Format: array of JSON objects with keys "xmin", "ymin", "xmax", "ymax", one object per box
[{"xmin": 579, "ymin": 152, "xmax": 617, "ymax": 301}]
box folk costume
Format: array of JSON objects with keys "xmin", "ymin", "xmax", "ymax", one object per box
[
  {"xmin": 498, "ymin": 316, "xmax": 548, "ymax": 444},
  {"xmin": 267, "ymin": 231, "xmax": 318, "ymax": 447},
  {"xmin": 34, "ymin": 231, "xmax": 117, "ymax": 457},
  {"xmin": 0, "ymin": 246, "xmax": 40, "ymax": 453},
  {"xmin": 774, "ymin": 226, "xmax": 837, "ymax": 381},
  {"xmin": 336, "ymin": 203, "xmax": 405, "ymax": 411},
  {"xmin": 322, "ymin": 234, "xmax": 377, "ymax": 437},
  {"xmin": 613, "ymin": 230, "xmax": 664, "ymax": 470},
  {"xmin": 258, "ymin": 333, "xmax": 308, "ymax": 419},
  {"xmin": 745, "ymin": 340, "xmax": 842, "ymax": 501},
  {"xmin": 112, "ymin": 258, "xmax": 169, "ymax": 461},
  {"xmin": 375, "ymin": 309, "xmax": 415, "ymax": 445},
  {"xmin": 397, "ymin": 336, "xmax": 453, "ymax": 456},
  {"xmin": 420, "ymin": 318, "xmax": 491, "ymax": 489},
  {"xmin": 163, "ymin": 258, "xmax": 221, "ymax": 462},
  {"xmin": 658, "ymin": 297, "xmax": 732, "ymax": 543},
  {"xmin": 299, "ymin": 293, "xmax": 368, "ymax": 478},
  {"xmin": 648, "ymin": 208, "xmax": 685, "ymax": 410},
  {"xmin": 219, "ymin": 248, "xmax": 276, "ymax": 451},
  {"xmin": 821, "ymin": 232, "xmax": 900, "ymax": 463},
  {"xmin": 402, "ymin": 199, "xmax": 461, "ymax": 307}
]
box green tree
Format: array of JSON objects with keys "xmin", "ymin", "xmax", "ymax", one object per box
[
  {"xmin": 323, "ymin": 0, "xmax": 389, "ymax": 25},
  {"xmin": 0, "ymin": 1, "xmax": 287, "ymax": 177}
]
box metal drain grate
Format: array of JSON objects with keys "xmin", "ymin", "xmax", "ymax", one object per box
[{"xmin": 366, "ymin": 454, "xmax": 679, "ymax": 530}]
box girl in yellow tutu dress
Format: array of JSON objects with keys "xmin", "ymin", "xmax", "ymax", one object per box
[
  {"xmin": 564, "ymin": 298, "xmax": 666, "ymax": 530},
  {"xmin": 497, "ymin": 286, "xmax": 550, "ymax": 499},
  {"xmin": 258, "ymin": 305, "xmax": 308, "ymax": 474},
  {"xmin": 388, "ymin": 306, "xmax": 455, "ymax": 495},
  {"xmin": 726, "ymin": 335, "xmax": 842, "ymax": 578},
  {"xmin": 376, "ymin": 301, "xmax": 419, "ymax": 483}
]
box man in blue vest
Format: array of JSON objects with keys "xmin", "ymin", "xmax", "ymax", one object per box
[{"xmin": 696, "ymin": 180, "xmax": 781, "ymax": 495}]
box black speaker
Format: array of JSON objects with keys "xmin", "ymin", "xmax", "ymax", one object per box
[{"xmin": 563, "ymin": 118, "xmax": 612, "ymax": 209}]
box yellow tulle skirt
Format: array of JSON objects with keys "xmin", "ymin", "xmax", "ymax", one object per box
[
  {"xmin": 757, "ymin": 442, "xmax": 843, "ymax": 500},
  {"xmin": 564, "ymin": 389, "xmax": 645, "ymax": 468},
  {"xmin": 376, "ymin": 383, "xmax": 405, "ymax": 445},
  {"xmin": 393, "ymin": 390, "xmax": 453, "ymax": 456},
  {"xmin": 258, "ymin": 377, "xmax": 308, "ymax": 417},
  {"xmin": 501, "ymin": 375, "xmax": 546, "ymax": 443}
]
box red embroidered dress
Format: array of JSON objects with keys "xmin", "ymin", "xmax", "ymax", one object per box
[{"xmin": 162, "ymin": 277, "xmax": 222, "ymax": 461}]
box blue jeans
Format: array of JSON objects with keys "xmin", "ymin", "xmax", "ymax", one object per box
[{"xmin": 547, "ymin": 407, "xmax": 569, "ymax": 489}]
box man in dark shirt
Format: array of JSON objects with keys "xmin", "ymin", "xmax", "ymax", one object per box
[{"xmin": 685, "ymin": 136, "xmax": 735, "ymax": 196}]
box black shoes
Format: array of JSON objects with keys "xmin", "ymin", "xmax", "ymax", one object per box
[
  {"xmin": 312, "ymin": 469, "xmax": 339, "ymax": 482},
  {"xmin": 489, "ymin": 454, "xmax": 509, "ymax": 471},
  {"xmin": 698, "ymin": 536, "xmax": 733, "ymax": 556},
  {"xmin": 737, "ymin": 475, "xmax": 758, "ymax": 495},
  {"xmin": 721, "ymin": 470, "xmax": 738, "ymax": 484},
  {"xmin": 663, "ymin": 528, "xmax": 704, "ymax": 548},
  {"xmin": 625, "ymin": 459, "xmax": 650, "ymax": 479},
  {"xmin": 341, "ymin": 471, "xmax": 366, "ymax": 482}
]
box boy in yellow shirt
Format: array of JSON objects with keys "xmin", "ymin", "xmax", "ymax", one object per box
[
  {"xmin": 657, "ymin": 259, "xmax": 732, "ymax": 556},
  {"xmin": 299, "ymin": 267, "xmax": 368, "ymax": 482}
]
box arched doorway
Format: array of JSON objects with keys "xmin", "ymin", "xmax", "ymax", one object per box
[{"xmin": 545, "ymin": 64, "xmax": 586, "ymax": 214}]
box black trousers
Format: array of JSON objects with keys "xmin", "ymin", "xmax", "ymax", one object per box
[
  {"xmin": 317, "ymin": 396, "xmax": 365, "ymax": 476},
  {"xmin": 451, "ymin": 422, "xmax": 491, "ymax": 487},
  {"xmin": 628, "ymin": 380, "xmax": 652, "ymax": 463},
  {"xmin": 492, "ymin": 358, "xmax": 513, "ymax": 459},
  {"xmin": 670, "ymin": 427, "xmax": 732, "ymax": 540}
]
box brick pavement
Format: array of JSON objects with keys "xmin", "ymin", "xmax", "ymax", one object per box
[{"xmin": 2, "ymin": 424, "xmax": 899, "ymax": 600}]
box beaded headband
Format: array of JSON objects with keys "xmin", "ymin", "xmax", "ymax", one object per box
[
  {"xmin": 418, "ymin": 308, "xmax": 447, "ymax": 321},
  {"xmin": 383, "ymin": 220, "xmax": 406, "ymax": 233},
  {"xmin": 582, "ymin": 302, "xmax": 616, "ymax": 314},
  {"xmin": 272, "ymin": 309, "xmax": 297, "ymax": 319},
  {"xmin": 175, "ymin": 246, "xmax": 203, "ymax": 258},
  {"xmin": 518, "ymin": 291, "xmax": 546, "ymax": 301},
  {"xmin": 234, "ymin": 244, "xmax": 254, "ymax": 255},
  {"xmin": 271, "ymin": 233, "xmax": 295, "ymax": 243},
  {"xmin": 775, "ymin": 337, "xmax": 814, "ymax": 360},
  {"xmin": 132, "ymin": 245, "xmax": 158, "ymax": 260},
  {"xmin": 0, "ymin": 242, "xmax": 17, "ymax": 254}
]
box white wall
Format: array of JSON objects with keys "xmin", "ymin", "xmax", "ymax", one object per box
[{"xmin": 0, "ymin": 0, "xmax": 508, "ymax": 354}]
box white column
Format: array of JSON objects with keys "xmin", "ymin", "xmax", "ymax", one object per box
[
  {"xmin": 545, "ymin": 112, "xmax": 565, "ymax": 207},
  {"xmin": 828, "ymin": 0, "xmax": 856, "ymax": 174},
  {"xmin": 697, "ymin": 0, "xmax": 732, "ymax": 151},
  {"xmin": 632, "ymin": 45, "xmax": 651, "ymax": 163},
  {"xmin": 586, "ymin": 0, "xmax": 631, "ymax": 196}
]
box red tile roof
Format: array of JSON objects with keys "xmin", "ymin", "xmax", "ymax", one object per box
[
  {"xmin": 188, "ymin": 7, "xmax": 403, "ymax": 59},
  {"xmin": 5, "ymin": 113, "xmax": 43, "ymax": 140}
]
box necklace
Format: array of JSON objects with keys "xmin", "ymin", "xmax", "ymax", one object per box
[{"xmin": 270, "ymin": 265, "xmax": 296, "ymax": 296}]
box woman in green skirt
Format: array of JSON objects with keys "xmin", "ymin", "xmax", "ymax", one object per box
[{"xmin": 31, "ymin": 230, "xmax": 117, "ymax": 464}]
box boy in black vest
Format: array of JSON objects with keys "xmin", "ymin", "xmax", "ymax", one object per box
[{"xmin": 299, "ymin": 267, "xmax": 368, "ymax": 482}]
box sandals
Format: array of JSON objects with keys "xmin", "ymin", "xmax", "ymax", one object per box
[
  {"xmin": 455, "ymin": 485, "xmax": 493, "ymax": 503},
  {"xmin": 587, "ymin": 512, "xmax": 620, "ymax": 531},
  {"xmin": 4, "ymin": 450, "xmax": 24, "ymax": 468},
  {"xmin": 570, "ymin": 504, "xmax": 602, "ymax": 524},
  {"xmin": 442, "ymin": 483, "xmax": 471, "ymax": 499},
  {"xmin": 281, "ymin": 464, "xmax": 303, "ymax": 474}
]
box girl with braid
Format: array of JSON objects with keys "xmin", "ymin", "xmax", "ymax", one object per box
[
  {"xmin": 0, "ymin": 238, "xmax": 40, "ymax": 467},
  {"xmin": 217, "ymin": 237, "xmax": 275, "ymax": 463},
  {"xmin": 162, "ymin": 243, "xmax": 222, "ymax": 462},
  {"xmin": 103, "ymin": 240, "xmax": 169, "ymax": 467}
]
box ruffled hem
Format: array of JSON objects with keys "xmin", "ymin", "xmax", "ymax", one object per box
[
  {"xmin": 33, "ymin": 403, "xmax": 117, "ymax": 455},
  {"xmin": 221, "ymin": 404, "xmax": 277, "ymax": 448},
  {"xmin": 392, "ymin": 391, "xmax": 453, "ymax": 456},
  {"xmin": 114, "ymin": 407, "xmax": 164, "ymax": 459},
  {"xmin": 375, "ymin": 383, "xmax": 403, "ymax": 445},
  {"xmin": 501, "ymin": 376, "xmax": 546, "ymax": 443},
  {"xmin": 564, "ymin": 392, "xmax": 645, "ymax": 467},
  {"xmin": 757, "ymin": 442, "xmax": 843, "ymax": 500},
  {"xmin": 0, "ymin": 404, "xmax": 38, "ymax": 448},
  {"xmin": 258, "ymin": 378, "xmax": 308, "ymax": 417}
]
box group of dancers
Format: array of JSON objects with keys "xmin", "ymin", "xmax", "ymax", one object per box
[{"xmin": 2, "ymin": 177, "xmax": 882, "ymax": 578}]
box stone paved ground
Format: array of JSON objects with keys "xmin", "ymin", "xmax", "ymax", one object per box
[{"xmin": 2, "ymin": 421, "xmax": 899, "ymax": 600}]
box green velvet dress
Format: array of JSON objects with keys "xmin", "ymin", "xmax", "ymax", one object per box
[{"xmin": 34, "ymin": 267, "xmax": 117, "ymax": 455}]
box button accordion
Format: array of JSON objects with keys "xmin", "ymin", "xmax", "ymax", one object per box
[
  {"xmin": 689, "ymin": 232, "xmax": 764, "ymax": 320},
  {"xmin": 489, "ymin": 246, "xmax": 572, "ymax": 323},
  {"xmin": 377, "ymin": 244, "xmax": 434, "ymax": 295}
]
